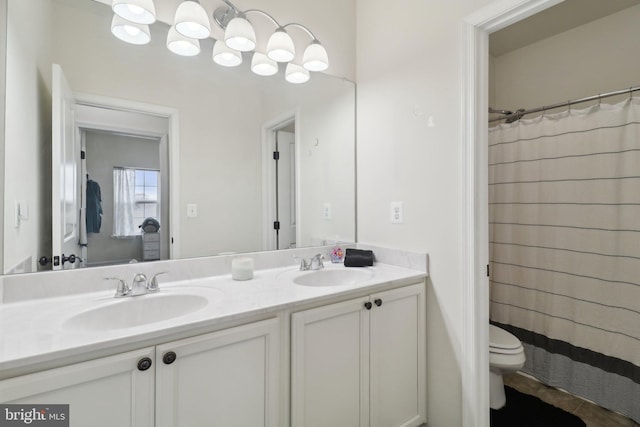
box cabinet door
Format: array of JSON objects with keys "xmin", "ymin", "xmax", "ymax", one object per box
[
  {"xmin": 370, "ymin": 284, "xmax": 426, "ymax": 427},
  {"xmin": 155, "ymin": 318, "xmax": 280, "ymax": 427},
  {"xmin": 0, "ymin": 347, "xmax": 155, "ymax": 427},
  {"xmin": 291, "ymin": 296, "xmax": 371, "ymax": 427}
]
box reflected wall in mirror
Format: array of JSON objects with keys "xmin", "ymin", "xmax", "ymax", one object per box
[{"xmin": 2, "ymin": 0, "xmax": 356, "ymax": 274}]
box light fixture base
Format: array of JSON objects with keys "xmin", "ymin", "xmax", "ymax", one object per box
[{"xmin": 213, "ymin": 6, "xmax": 237, "ymax": 29}]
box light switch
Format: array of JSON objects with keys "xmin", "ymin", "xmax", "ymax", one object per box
[
  {"xmin": 390, "ymin": 201, "xmax": 404, "ymax": 224},
  {"xmin": 322, "ymin": 203, "xmax": 332, "ymax": 220},
  {"xmin": 187, "ymin": 203, "xmax": 198, "ymax": 218}
]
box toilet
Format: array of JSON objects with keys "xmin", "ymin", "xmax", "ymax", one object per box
[{"xmin": 489, "ymin": 324, "xmax": 526, "ymax": 409}]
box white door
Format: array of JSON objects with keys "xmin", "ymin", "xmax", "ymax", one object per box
[
  {"xmin": 155, "ymin": 318, "xmax": 280, "ymax": 427},
  {"xmin": 291, "ymin": 296, "xmax": 371, "ymax": 427},
  {"xmin": 51, "ymin": 64, "xmax": 81, "ymax": 270},
  {"xmin": 0, "ymin": 347, "xmax": 156, "ymax": 427},
  {"xmin": 276, "ymin": 130, "xmax": 296, "ymax": 249},
  {"xmin": 369, "ymin": 284, "xmax": 427, "ymax": 427}
]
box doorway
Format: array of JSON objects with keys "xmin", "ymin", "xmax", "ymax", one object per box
[
  {"xmin": 74, "ymin": 100, "xmax": 173, "ymax": 266},
  {"xmin": 82, "ymin": 129, "xmax": 164, "ymax": 266},
  {"xmin": 464, "ymin": 0, "xmax": 640, "ymax": 426},
  {"xmin": 262, "ymin": 113, "xmax": 299, "ymax": 251}
]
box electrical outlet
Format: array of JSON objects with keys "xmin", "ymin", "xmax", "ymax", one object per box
[
  {"xmin": 390, "ymin": 201, "xmax": 404, "ymax": 224},
  {"xmin": 322, "ymin": 203, "xmax": 332, "ymax": 220},
  {"xmin": 187, "ymin": 203, "xmax": 198, "ymax": 218}
]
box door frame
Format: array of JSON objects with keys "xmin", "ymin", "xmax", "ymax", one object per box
[
  {"xmin": 261, "ymin": 110, "xmax": 300, "ymax": 251},
  {"xmin": 461, "ymin": 0, "xmax": 563, "ymax": 425},
  {"xmin": 73, "ymin": 92, "xmax": 181, "ymax": 260}
]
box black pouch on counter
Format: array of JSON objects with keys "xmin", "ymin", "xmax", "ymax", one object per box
[{"xmin": 344, "ymin": 248, "xmax": 374, "ymax": 267}]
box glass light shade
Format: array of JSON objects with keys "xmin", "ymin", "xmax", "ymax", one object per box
[
  {"xmin": 251, "ymin": 52, "xmax": 278, "ymax": 76},
  {"xmin": 174, "ymin": 1, "xmax": 211, "ymax": 40},
  {"xmin": 112, "ymin": 0, "xmax": 156, "ymax": 24},
  {"xmin": 266, "ymin": 30, "xmax": 295, "ymax": 62},
  {"xmin": 212, "ymin": 41, "xmax": 242, "ymax": 67},
  {"xmin": 224, "ymin": 16, "xmax": 256, "ymax": 52},
  {"xmin": 285, "ymin": 63, "xmax": 310, "ymax": 84},
  {"xmin": 167, "ymin": 26, "xmax": 200, "ymax": 56},
  {"xmin": 111, "ymin": 15, "xmax": 151, "ymax": 45},
  {"xmin": 303, "ymin": 42, "xmax": 329, "ymax": 71}
]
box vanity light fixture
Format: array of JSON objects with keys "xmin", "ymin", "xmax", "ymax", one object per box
[
  {"xmin": 285, "ymin": 63, "xmax": 310, "ymax": 84},
  {"xmin": 302, "ymin": 40, "xmax": 329, "ymax": 72},
  {"xmin": 112, "ymin": 0, "xmax": 156, "ymax": 25},
  {"xmin": 223, "ymin": 13, "xmax": 256, "ymax": 52},
  {"xmin": 266, "ymin": 28, "xmax": 295, "ymax": 62},
  {"xmin": 214, "ymin": 0, "xmax": 329, "ymax": 80},
  {"xmin": 173, "ymin": 0, "xmax": 211, "ymax": 40},
  {"xmin": 251, "ymin": 52, "xmax": 278, "ymax": 76},
  {"xmin": 167, "ymin": 26, "xmax": 201, "ymax": 56},
  {"xmin": 109, "ymin": 0, "xmax": 328, "ymax": 83},
  {"xmin": 212, "ymin": 40, "xmax": 243, "ymax": 67},
  {"xmin": 111, "ymin": 15, "xmax": 151, "ymax": 45}
]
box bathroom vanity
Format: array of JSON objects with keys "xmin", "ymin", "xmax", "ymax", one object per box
[{"xmin": 0, "ymin": 248, "xmax": 427, "ymax": 427}]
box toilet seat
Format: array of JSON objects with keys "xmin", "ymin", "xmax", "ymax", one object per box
[{"xmin": 490, "ymin": 325, "xmax": 523, "ymax": 355}]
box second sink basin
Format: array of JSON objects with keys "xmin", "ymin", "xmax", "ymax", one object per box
[
  {"xmin": 293, "ymin": 268, "xmax": 373, "ymax": 287},
  {"xmin": 64, "ymin": 291, "xmax": 212, "ymax": 331}
]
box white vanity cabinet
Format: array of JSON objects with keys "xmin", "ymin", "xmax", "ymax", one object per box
[
  {"xmin": 0, "ymin": 318, "xmax": 280, "ymax": 427},
  {"xmin": 155, "ymin": 317, "xmax": 280, "ymax": 427},
  {"xmin": 291, "ymin": 282, "xmax": 426, "ymax": 427},
  {"xmin": 0, "ymin": 347, "xmax": 156, "ymax": 427}
]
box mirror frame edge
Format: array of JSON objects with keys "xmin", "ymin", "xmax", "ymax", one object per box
[{"xmin": 0, "ymin": 0, "xmax": 7, "ymax": 275}]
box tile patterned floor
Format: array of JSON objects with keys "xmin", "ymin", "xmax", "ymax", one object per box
[{"xmin": 504, "ymin": 373, "xmax": 640, "ymax": 427}]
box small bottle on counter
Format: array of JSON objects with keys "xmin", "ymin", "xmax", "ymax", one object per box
[{"xmin": 231, "ymin": 257, "xmax": 254, "ymax": 281}]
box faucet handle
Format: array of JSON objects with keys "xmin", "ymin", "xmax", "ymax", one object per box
[
  {"xmin": 148, "ymin": 272, "xmax": 167, "ymax": 293},
  {"xmin": 293, "ymin": 255, "xmax": 310, "ymax": 270},
  {"xmin": 105, "ymin": 277, "xmax": 130, "ymax": 298},
  {"xmin": 311, "ymin": 253, "xmax": 325, "ymax": 269}
]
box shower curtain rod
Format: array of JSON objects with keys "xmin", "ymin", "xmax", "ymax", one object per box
[{"xmin": 489, "ymin": 85, "xmax": 640, "ymax": 123}]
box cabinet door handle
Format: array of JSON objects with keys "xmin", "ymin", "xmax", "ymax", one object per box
[
  {"xmin": 364, "ymin": 301, "xmax": 373, "ymax": 310},
  {"xmin": 374, "ymin": 298, "xmax": 383, "ymax": 307},
  {"xmin": 163, "ymin": 351, "xmax": 177, "ymax": 365},
  {"xmin": 137, "ymin": 357, "xmax": 153, "ymax": 371}
]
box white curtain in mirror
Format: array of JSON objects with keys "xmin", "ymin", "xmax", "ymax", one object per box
[{"xmin": 112, "ymin": 168, "xmax": 136, "ymax": 237}]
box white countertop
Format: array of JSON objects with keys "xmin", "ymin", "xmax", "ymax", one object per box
[{"xmin": 0, "ymin": 262, "xmax": 426, "ymax": 376}]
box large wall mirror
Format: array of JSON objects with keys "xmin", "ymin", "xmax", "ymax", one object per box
[{"xmin": 2, "ymin": 0, "xmax": 356, "ymax": 274}]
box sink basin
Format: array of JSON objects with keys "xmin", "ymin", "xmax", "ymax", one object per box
[
  {"xmin": 64, "ymin": 292, "xmax": 210, "ymax": 331},
  {"xmin": 293, "ymin": 268, "xmax": 373, "ymax": 287}
]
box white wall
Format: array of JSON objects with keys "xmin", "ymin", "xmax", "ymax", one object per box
[
  {"xmin": 491, "ymin": 4, "xmax": 640, "ymax": 115},
  {"xmin": 3, "ymin": 0, "xmax": 52, "ymax": 273},
  {"xmin": 356, "ymin": 0, "xmax": 493, "ymax": 425}
]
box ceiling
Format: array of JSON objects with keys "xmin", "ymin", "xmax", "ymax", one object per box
[{"xmin": 490, "ymin": 0, "xmax": 640, "ymax": 56}]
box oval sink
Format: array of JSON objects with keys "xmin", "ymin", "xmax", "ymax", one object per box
[
  {"xmin": 64, "ymin": 293, "xmax": 209, "ymax": 331},
  {"xmin": 293, "ymin": 268, "xmax": 373, "ymax": 287}
]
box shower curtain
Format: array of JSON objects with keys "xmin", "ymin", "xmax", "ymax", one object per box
[{"xmin": 488, "ymin": 97, "xmax": 640, "ymax": 422}]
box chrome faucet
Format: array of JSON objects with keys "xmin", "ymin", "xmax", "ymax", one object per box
[
  {"xmin": 105, "ymin": 272, "xmax": 167, "ymax": 298},
  {"xmin": 296, "ymin": 253, "xmax": 325, "ymax": 271},
  {"xmin": 130, "ymin": 273, "xmax": 149, "ymax": 296}
]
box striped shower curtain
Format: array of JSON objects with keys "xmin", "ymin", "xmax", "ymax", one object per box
[{"xmin": 488, "ymin": 97, "xmax": 640, "ymax": 422}]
